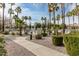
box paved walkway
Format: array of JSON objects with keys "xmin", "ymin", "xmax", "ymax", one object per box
[{"xmin": 9, "ymin": 36, "xmax": 67, "ymax": 56}]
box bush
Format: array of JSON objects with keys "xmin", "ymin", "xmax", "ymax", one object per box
[
  {"xmin": 0, "ymin": 37, "xmax": 7, "ymax": 56},
  {"xmin": 3, "ymin": 31, "xmax": 9, "ymax": 35},
  {"xmin": 0, "ymin": 43, "xmax": 4, "ymax": 48},
  {"xmin": 64, "ymin": 34, "xmax": 79, "ymax": 56},
  {"xmin": 52, "ymin": 35, "xmax": 63, "ymax": 46},
  {"xmin": 35, "ymin": 34, "xmax": 42, "ymax": 39},
  {"xmin": 24, "ymin": 31, "xmax": 28, "ymax": 35},
  {"xmin": 0, "ymin": 48, "xmax": 7, "ymax": 56},
  {"xmin": 11, "ymin": 32, "xmax": 15, "ymax": 35},
  {"xmin": 41, "ymin": 33, "xmax": 47, "ymax": 37},
  {"xmin": 0, "ymin": 37, "xmax": 5, "ymax": 43}
]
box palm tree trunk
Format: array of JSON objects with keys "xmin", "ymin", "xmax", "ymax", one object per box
[
  {"xmin": 19, "ymin": 24, "xmax": 22, "ymax": 36},
  {"xmin": 2, "ymin": 6, "xmax": 5, "ymax": 32},
  {"xmin": 0, "ymin": 15, "xmax": 1, "ymax": 31},
  {"xmin": 73, "ymin": 16, "xmax": 74, "ymax": 28},
  {"xmin": 49, "ymin": 12, "xmax": 51, "ymax": 30},
  {"xmin": 68, "ymin": 16, "xmax": 70, "ymax": 29},
  {"xmin": 62, "ymin": 6, "xmax": 65, "ymax": 35},
  {"xmin": 29, "ymin": 20, "xmax": 31, "ymax": 30},
  {"xmin": 78, "ymin": 15, "xmax": 79, "ymax": 24},
  {"xmin": 9, "ymin": 14, "xmax": 12, "ymax": 31},
  {"xmin": 53, "ymin": 10, "xmax": 56, "ymax": 34}
]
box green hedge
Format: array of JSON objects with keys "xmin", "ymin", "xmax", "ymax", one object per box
[
  {"xmin": 35, "ymin": 34, "xmax": 42, "ymax": 39},
  {"xmin": 3, "ymin": 31, "xmax": 9, "ymax": 35},
  {"xmin": 41, "ymin": 33, "xmax": 47, "ymax": 37},
  {"xmin": 0, "ymin": 37, "xmax": 7, "ymax": 56},
  {"xmin": 0, "ymin": 48, "xmax": 7, "ymax": 56},
  {"xmin": 52, "ymin": 35, "xmax": 63, "ymax": 46},
  {"xmin": 11, "ymin": 32, "xmax": 15, "ymax": 35},
  {"xmin": 64, "ymin": 34, "xmax": 79, "ymax": 56}
]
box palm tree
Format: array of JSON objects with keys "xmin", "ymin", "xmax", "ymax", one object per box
[
  {"xmin": 24, "ymin": 16, "xmax": 28, "ymax": 24},
  {"xmin": 13, "ymin": 15, "xmax": 18, "ymax": 28},
  {"xmin": 56, "ymin": 14, "xmax": 60, "ymax": 25},
  {"xmin": 76, "ymin": 4, "xmax": 79, "ymax": 24},
  {"xmin": 48, "ymin": 3, "xmax": 53, "ymax": 30},
  {"xmin": 8, "ymin": 8, "xmax": 14, "ymax": 30},
  {"xmin": 71, "ymin": 9, "xmax": 76, "ymax": 27},
  {"xmin": 0, "ymin": 3, "xmax": 2, "ymax": 31},
  {"xmin": 15, "ymin": 7, "xmax": 21, "ymax": 17},
  {"xmin": 66, "ymin": 12, "xmax": 72, "ymax": 27},
  {"xmin": 13, "ymin": 15, "xmax": 24, "ymax": 36},
  {"xmin": 24, "ymin": 16, "xmax": 28, "ymax": 31},
  {"xmin": 8, "ymin": 3, "xmax": 15, "ymax": 30},
  {"xmin": 28, "ymin": 16, "xmax": 31, "ymax": 30},
  {"xmin": 51, "ymin": 3, "xmax": 59, "ymax": 34},
  {"xmin": 15, "ymin": 6, "xmax": 22, "ymax": 28},
  {"xmin": 0, "ymin": 3, "xmax": 5, "ymax": 32},
  {"xmin": 61, "ymin": 3, "xmax": 65, "ymax": 34}
]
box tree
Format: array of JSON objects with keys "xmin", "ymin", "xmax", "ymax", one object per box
[
  {"xmin": 15, "ymin": 7, "xmax": 21, "ymax": 17},
  {"xmin": 50, "ymin": 3, "xmax": 59, "ymax": 34},
  {"xmin": 24, "ymin": 16, "xmax": 28, "ymax": 31},
  {"xmin": 41, "ymin": 17, "xmax": 47, "ymax": 34},
  {"xmin": 75, "ymin": 4, "xmax": 79, "ymax": 24},
  {"xmin": 8, "ymin": 8, "xmax": 14, "ymax": 30},
  {"xmin": 48, "ymin": 3, "xmax": 53, "ymax": 30},
  {"xmin": 28, "ymin": 16, "xmax": 31, "ymax": 30},
  {"xmin": 13, "ymin": 15, "xmax": 18, "ymax": 28},
  {"xmin": 8, "ymin": 3, "xmax": 15, "ymax": 30},
  {"xmin": 0, "ymin": 3, "xmax": 5, "ymax": 32},
  {"xmin": 71, "ymin": 9, "xmax": 76, "ymax": 27},
  {"xmin": 66, "ymin": 12, "xmax": 72, "ymax": 27},
  {"xmin": 61, "ymin": 3, "xmax": 65, "ymax": 34},
  {"xmin": 15, "ymin": 6, "xmax": 22, "ymax": 28},
  {"xmin": 56, "ymin": 14, "xmax": 60, "ymax": 25},
  {"xmin": 13, "ymin": 15, "xmax": 24, "ymax": 36}
]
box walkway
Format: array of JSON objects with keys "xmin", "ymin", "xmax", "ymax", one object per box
[{"xmin": 5, "ymin": 36, "xmax": 67, "ymax": 56}]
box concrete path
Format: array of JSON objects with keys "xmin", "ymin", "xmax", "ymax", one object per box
[{"xmin": 11, "ymin": 37, "xmax": 67, "ymax": 56}]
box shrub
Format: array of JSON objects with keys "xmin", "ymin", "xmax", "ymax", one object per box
[
  {"xmin": 3, "ymin": 31, "xmax": 9, "ymax": 35},
  {"xmin": 41, "ymin": 33, "xmax": 47, "ymax": 37},
  {"xmin": 35, "ymin": 34, "xmax": 42, "ymax": 39},
  {"xmin": 0, "ymin": 37, "xmax": 6, "ymax": 56},
  {"xmin": 0, "ymin": 48, "xmax": 7, "ymax": 56},
  {"xmin": 11, "ymin": 32, "xmax": 15, "ymax": 35},
  {"xmin": 0, "ymin": 43, "xmax": 4, "ymax": 48},
  {"xmin": 24, "ymin": 31, "xmax": 28, "ymax": 35},
  {"xmin": 0, "ymin": 37, "xmax": 5, "ymax": 43},
  {"xmin": 52, "ymin": 35, "xmax": 63, "ymax": 46},
  {"xmin": 64, "ymin": 34, "xmax": 79, "ymax": 56}
]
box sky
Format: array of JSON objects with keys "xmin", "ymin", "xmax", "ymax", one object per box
[{"xmin": 0, "ymin": 3, "xmax": 79, "ymax": 25}]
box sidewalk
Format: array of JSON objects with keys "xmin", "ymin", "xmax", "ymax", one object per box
[{"xmin": 12, "ymin": 37, "xmax": 67, "ymax": 56}]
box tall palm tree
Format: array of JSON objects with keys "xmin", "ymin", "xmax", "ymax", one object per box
[
  {"xmin": 28, "ymin": 16, "xmax": 31, "ymax": 30},
  {"xmin": 76, "ymin": 4, "xmax": 79, "ymax": 24},
  {"xmin": 0, "ymin": 3, "xmax": 2, "ymax": 31},
  {"xmin": 66, "ymin": 12, "xmax": 72, "ymax": 27},
  {"xmin": 56, "ymin": 14, "xmax": 60, "ymax": 25},
  {"xmin": 48, "ymin": 3, "xmax": 53, "ymax": 30},
  {"xmin": 61, "ymin": 3, "xmax": 65, "ymax": 34},
  {"xmin": 8, "ymin": 3, "xmax": 15, "ymax": 30},
  {"xmin": 51, "ymin": 3, "xmax": 59, "ymax": 34},
  {"xmin": 15, "ymin": 7, "xmax": 21, "ymax": 17},
  {"xmin": 24, "ymin": 16, "xmax": 28, "ymax": 27},
  {"xmin": 13, "ymin": 15, "xmax": 18, "ymax": 28},
  {"xmin": 15, "ymin": 6, "xmax": 22, "ymax": 28},
  {"xmin": 0, "ymin": 3, "xmax": 5, "ymax": 32},
  {"xmin": 71, "ymin": 9, "xmax": 76, "ymax": 27},
  {"xmin": 8, "ymin": 8, "xmax": 14, "ymax": 30},
  {"xmin": 23, "ymin": 16, "xmax": 28, "ymax": 32}
]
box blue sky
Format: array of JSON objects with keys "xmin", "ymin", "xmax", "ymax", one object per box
[{"xmin": 0, "ymin": 3, "xmax": 78, "ymax": 25}]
